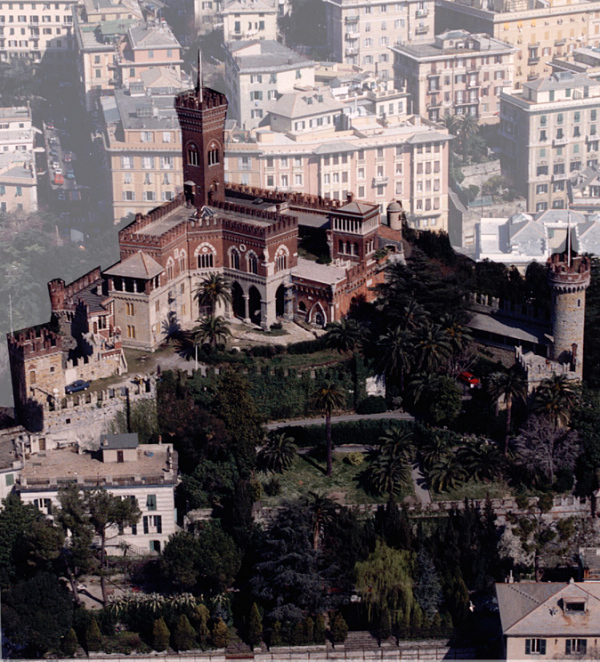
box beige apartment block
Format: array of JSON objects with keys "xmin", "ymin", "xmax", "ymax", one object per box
[
  {"xmin": 193, "ymin": 0, "xmax": 222, "ymax": 34},
  {"xmin": 100, "ymin": 84, "xmax": 184, "ymax": 223},
  {"xmin": 500, "ymin": 71, "xmax": 600, "ymax": 212},
  {"xmin": 222, "ymin": 0, "xmax": 277, "ymax": 42},
  {"xmin": 324, "ymin": 0, "xmax": 435, "ymax": 81},
  {"xmin": 224, "ymin": 40, "xmax": 315, "ymax": 129},
  {"xmin": 0, "ymin": 105, "xmax": 37, "ymax": 152},
  {"xmin": 392, "ymin": 30, "xmax": 516, "ymax": 123},
  {"xmin": 0, "ymin": 153, "xmax": 37, "ymax": 213},
  {"xmin": 80, "ymin": 0, "xmax": 142, "ymax": 24},
  {"xmin": 0, "ymin": 0, "xmax": 77, "ymax": 67},
  {"xmin": 225, "ymin": 97, "xmax": 451, "ymax": 232},
  {"xmin": 436, "ymin": 0, "xmax": 600, "ymax": 91}
]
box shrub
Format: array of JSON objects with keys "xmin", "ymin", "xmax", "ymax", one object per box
[
  {"xmin": 62, "ymin": 628, "xmax": 79, "ymax": 657},
  {"xmin": 86, "ymin": 616, "xmax": 102, "ymax": 652},
  {"xmin": 330, "ymin": 612, "xmax": 348, "ymax": 645},
  {"xmin": 314, "ymin": 614, "xmax": 326, "ymax": 644},
  {"xmin": 152, "ymin": 617, "xmax": 171, "ymax": 652},
  {"xmin": 173, "ymin": 614, "xmax": 196, "ymax": 651},
  {"xmin": 304, "ymin": 616, "xmax": 314, "ymax": 643},
  {"xmin": 287, "ymin": 337, "xmax": 327, "ymax": 354},
  {"xmin": 268, "ymin": 621, "xmax": 282, "ymax": 647},
  {"xmin": 249, "ymin": 479, "xmax": 262, "ymax": 502},
  {"xmin": 247, "ymin": 603, "xmax": 263, "ymax": 648},
  {"xmin": 270, "ymin": 322, "xmax": 283, "ymax": 331},
  {"xmin": 263, "ymin": 476, "xmax": 281, "ymax": 496},
  {"xmin": 193, "ymin": 604, "xmax": 210, "ymax": 643},
  {"xmin": 211, "ymin": 618, "xmax": 229, "ymax": 648},
  {"xmin": 356, "ymin": 396, "xmax": 388, "ymax": 415},
  {"xmin": 344, "ymin": 451, "xmax": 365, "ymax": 466}
]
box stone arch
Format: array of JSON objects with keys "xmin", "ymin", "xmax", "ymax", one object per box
[
  {"xmin": 231, "ymin": 281, "xmax": 245, "ymax": 319},
  {"xmin": 309, "ymin": 302, "xmax": 327, "ymax": 327},
  {"xmin": 185, "ymin": 141, "xmax": 200, "ymax": 167},
  {"xmin": 194, "ymin": 242, "xmax": 217, "ymax": 269},
  {"xmin": 249, "ymin": 286, "xmax": 262, "ymax": 325},
  {"xmin": 276, "ymin": 283, "xmax": 285, "ymax": 318}
]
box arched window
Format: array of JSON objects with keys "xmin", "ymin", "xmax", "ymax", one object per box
[
  {"xmin": 275, "ymin": 253, "xmax": 286, "ymax": 272},
  {"xmin": 166, "ymin": 258, "xmax": 174, "ymax": 281},
  {"xmin": 208, "ymin": 148, "xmax": 219, "ymax": 166},
  {"xmin": 187, "ymin": 143, "xmax": 199, "ymax": 167},
  {"xmin": 178, "ymin": 251, "xmax": 187, "ymax": 273},
  {"xmin": 338, "ymin": 239, "xmax": 344, "ymax": 253},
  {"xmin": 197, "ymin": 252, "xmax": 214, "ymax": 269},
  {"xmin": 230, "ymin": 248, "xmax": 240, "ymax": 270},
  {"xmin": 346, "ymin": 241, "xmax": 351, "ymax": 254},
  {"xmin": 248, "ymin": 252, "xmax": 258, "ymax": 274},
  {"xmin": 353, "ymin": 242, "xmax": 359, "ymax": 256},
  {"xmin": 29, "ymin": 370, "xmax": 36, "ymax": 384}
]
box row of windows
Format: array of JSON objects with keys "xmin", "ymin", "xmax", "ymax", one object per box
[
  {"xmin": 0, "ymin": 184, "xmax": 22, "ymax": 195},
  {"xmin": 121, "ymin": 155, "xmax": 175, "ymax": 169},
  {"xmin": 524, "ymin": 638, "xmax": 587, "ymax": 655},
  {"xmin": 122, "ymin": 191, "xmax": 173, "ymax": 202},
  {"xmin": 540, "ymin": 109, "xmax": 597, "ymax": 126},
  {"xmin": 0, "ymin": 2, "xmax": 69, "ymax": 10},
  {"xmin": 140, "ymin": 131, "xmax": 175, "ymax": 144}
]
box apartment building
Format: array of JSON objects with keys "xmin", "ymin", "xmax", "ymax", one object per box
[
  {"xmin": 80, "ymin": 0, "xmax": 143, "ymax": 23},
  {"xmin": 391, "ymin": 30, "xmax": 516, "ymax": 123},
  {"xmin": 0, "ymin": 0, "xmax": 77, "ymax": 67},
  {"xmin": 221, "ymin": 0, "xmax": 277, "ymax": 42},
  {"xmin": 500, "ymin": 71, "xmax": 600, "ymax": 212},
  {"xmin": 100, "ymin": 82, "xmax": 184, "ymax": 223},
  {"xmin": 225, "ymin": 95, "xmax": 451, "ymax": 232},
  {"xmin": 324, "ymin": 0, "xmax": 435, "ymax": 81},
  {"xmin": 224, "ymin": 40, "xmax": 315, "ymax": 129},
  {"xmin": 193, "ymin": 0, "xmax": 221, "ymax": 34},
  {"xmin": 436, "ymin": 0, "xmax": 600, "ymax": 90},
  {"xmin": 0, "ymin": 106, "xmax": 38, "ymax": 213}
]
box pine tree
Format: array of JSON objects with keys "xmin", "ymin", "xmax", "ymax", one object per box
[
  {"xmin": 173, "ymin": 614, "xmax": 196, "ymax": 651},
  {"xmin": 86, "ymin": 615, "xmax": 102, "ymax": 652},
  {"xmin": 194, "ymin": 604, "xmax": 210, "ymax": 643},
  {"xmin": 314, "ymin": 615, "xmax": 326, "ymax": 644},
  {"xmin": 152, "ymin": 617, "xmax": 171, "ymax": 652},
  {"xmin": 247, "ymin": 603, "xmax": 263, "ymax": 649},
  {"xmin": 211, "ymin": 618, "xmax": 229, "ymax": 648},
  {"xmin": 330, "ymin": 612, "xmax": 348, "ymax": 645},
  {"xmin": 62, "ymin": 628, "xmax": 79, "ymax": 657},
  {"xmin": 305, "ymin": 616, "xmax": 315, "ymax": 643},
  {"xmin": 269, "ymin": 621, "xmax": 282, "ymax": 647}
]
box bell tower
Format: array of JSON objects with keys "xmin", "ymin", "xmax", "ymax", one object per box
[{"xmin": 175, "ymin": 52, "xmax": 228, "ymax": 209}]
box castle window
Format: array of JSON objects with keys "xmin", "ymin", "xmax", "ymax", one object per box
[
  {"xmin": 275, "ymin": 248, "xmax": 287, "ymax": 272},
  {"xmin": 578, "ymin": 299, "xmax": 582, "ymax": 307},
  {"xmin": 208, "ymin": 148, "xmax": 219, "ymax": 166},
  {"xmin": 354, "ymin": 242, "xmax": 359, "ymax": 256},
  {"xmin": 339, "ymin": 239, "xmax": 344, "ymax": 253},
  {"xmin": 179, "ymin": 253, "xmax": 186, "ymax": 273},
  {"xmin": 127, "ymin": 325, "xmax": 136, "ymax": 339},
  {"xmin": 230, "ymin": 248, "xmax": 240, "ymax": 270},
  {"xmin": 197, "ymin": 252, "xmax": 214, "ymax": 269},
  {"xmin": 187, "ymin": 143, "xmax": 199, "ymax": 167},
  {"xmin": 126, "ymin": 302, "xmax": 134, "ymax": 316},
  {"xmin": 248, "ymin": 252, "xmax": 258, "ymax": 274},
  {"xmin": 50, "ymin": 366, "xmax": 55, "ymax": 373},
  {"xmin": 29, "ymin": 370, "xmax": 36, "ymax": 384}
]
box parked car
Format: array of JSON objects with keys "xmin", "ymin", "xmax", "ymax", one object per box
[
  {"xmin": 51, "ymin": 160, "xmax": 60, "ymax": 169},
  {"xmin": 458, "ymin": 371, "xmax": 480, "ymax": 388},
  {"xmin": 58, "ymin": 192, "xmax": 66, "ymax": 200},
  {"xmin": 63, "ymin": 153, "xmax": 72, "ymax": 162},
  {"xmin": 65, "ymin": 379, "xmax": 90, "ymax": 394},
  {"xmin": 54, "ymin": 167, "xmax": 63, "ymax": 175},
  {"xmin": 67, "ymin": 169, "xmax": 75, "ymax": 179},
  {"xmin": 54, "ymin": 173, "xmax": 64, "ymax": 185}
]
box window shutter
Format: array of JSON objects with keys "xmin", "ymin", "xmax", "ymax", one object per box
[
  {"xmin": 526, "ymin": 640, "xmax": 531, "ymax": 655},
  {"xmin": 566, "ymin": 640, "xmax": 571, "ymax": 655},
  {"xmin": 540, "ymin": 640, "xmax": 546, "ymax": 655}
]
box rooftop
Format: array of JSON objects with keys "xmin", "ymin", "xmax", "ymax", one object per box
[
  {"xmin": 228, "ymin": 40, "xmax": 314, "ymax": 73},
  {"xmin": 104, "ymin": 250, "xmax": 164, "ymax": 279},
  {"xmin": 292, "ymin": 256, "xmax": 347, "ymax": 286},
  {"xmin": 393, "ymin": 31, "xmax": 515, "ymax": 59},
  {"xmin": 221, "ymin": 0, "xmax": 277, "ymax": 13},
  {"xmin": 0, "ymin": 106, "xmax": 31, "ymax": 121},
  {"xmin": 525, "ymin": 70, "xmax": 600, "ymax": 92},
  {"xmin": 267, "ymin": 89, "xmax": 344, "ymax": 119},
  {"xmin": 128, "ymin": 23, "xmax": 180, "ymax": 50},
  {"xmin": 108, "ymin": 88, "xmax": 181, "ymax": 131},
  {"xmin": 100, "ymin": 432, "xmax": 139, "ymax": 449}
]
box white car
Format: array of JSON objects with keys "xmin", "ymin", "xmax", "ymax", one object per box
[
  {"xmin": 54, "ymin": 168, "xmax": 63, "ymax": 175},
  {"xmin": 51, "ymin": 161, "xmax": 60, "ymax": 170}
]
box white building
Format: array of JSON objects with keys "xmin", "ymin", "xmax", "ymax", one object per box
[
  {"xmin": 224, "ymin": 40, "xmax": 315, "ymax": 129},
  {"xmin": 18, "ymin": 433, "xmax": 178, "ymax": 555},
  {"xmin": 221, "ymin": 0, "xmax": 277, "ymax": 42}
]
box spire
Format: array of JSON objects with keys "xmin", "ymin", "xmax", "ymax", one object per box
[
  {"xmin": 197, "ymin": 50, "xmax": 203, "ymax": 103},
  {"xmin": 567, "ymin": 210, "xmax": 572, "ymax": 267}
]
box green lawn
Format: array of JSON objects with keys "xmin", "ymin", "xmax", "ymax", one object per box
[
  {"xmin": 259, "ymin": 452, "xmax": 413, "ymax": 507},
  {"xmin": 431, "ymin": 478, "xmax": 513, "ymax": 502}
]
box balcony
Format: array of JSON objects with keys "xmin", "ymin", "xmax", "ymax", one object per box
[
  {"xmin": 415, "ymin": 25, "xmax": 429, "ymax": 34},
  {"xmin": 553, "ymin": 136, "xmax": 568, "ymax": 146},
  {"xmin": 528, "ymin": 57, "xmax": 540, "ymax": 65},
  {"xmin": 555, "ymin": 39, "xmax": 566, "ymax": 46},
  {"xmin": 345, "ymin": 47, "xmax": 358, "ymax": 56},
  {"xmin": 467, "ymin": 79, "xmax": 479, "ymax": 88},
  {"xmin": 552, "ymin": 172, "xmax": 567, "ymax": 181},
  {"xmin": 345, "ymin": 14, "xmax": 359, "ymax": 22},
  {"xmin": 586, "ymin": 134, "xmax": 599, "ymax": 142},
  {"xmin": 416, "ymin": 8, "xmax": 429, "ymax": 17},
  {"xmin": 345, "ymin": 32, "xmax": 358, "ymax": 40},
  {"xmin": 372, "ymin": 176, "xmax": 389, "ymax": 186}
]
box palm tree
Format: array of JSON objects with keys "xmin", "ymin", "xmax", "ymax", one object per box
[
  {"xmin": 305, "ymin": 492, "xmax": 338, "ymax": 551},
  {"xmin": 488, "ymin": 365, "xmax": 527, "ymax": 456},
  {"xmin": 440, "ymin": 313, "xmax": 473, "ymax": 357},
  {"xmin": 390, "ymin": 300, "xmax": 429, "ymax": 332},
  {"xmin": 311, "ymin": 381, "xmax": 346, "ymax": 477},
  {"xmin": 413, "ymin": 323, "xmax": 452, "ymax": 373},
  {"xmin": 419, "ymin": 430, "xmax": 451, "ymax": 470},
  {"xmin": 193, "ymin": 273, "xmax": 232, "ymax": 315},
  {"xmin": 258, "ymin": 431, "xmax": 297, "ymax": 474},
  {"xmin": 458, "ymin": 112, "xmax": 479, "ymax": 161},
  {"xmin": 324, "ymin": 318, "xmax": 364, "ymax": 354},
  {"xmin": 366, "ymin": 449, "xmax": 412, "ymax": 498},
  {"xmin": 532, "ymin": 374, "xmax": 579, "ymax": 429},
  {"xmin": 161, "ymin": 311, "xmax": 183, "ymax": 344},
  {"xmin": 456, "ymin": 437, "xmax": 504, "ymax": 482},
  {"xmin": 373, "ymin": 326, "xmax": 414, "ymax": 393},
  {"xmin": 428, "ymin": 456, "xmax": 467, "ymax": 493},
  {"xmin": 192, "ymin": 315, "xmax": 231, "ymax": 348},
  {"xmin": 442, "ymin": 113, "xmax": 460, "ymax": 136}
]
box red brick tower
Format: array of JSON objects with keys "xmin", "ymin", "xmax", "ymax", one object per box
[{"xmin": 175, "ymin": 53, "xmax": 228, "ymax": 209}]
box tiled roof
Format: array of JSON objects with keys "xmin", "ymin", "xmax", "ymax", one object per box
[{"xmin": 104, "ymin": 251, "xmax": 164, "ymax": 279}]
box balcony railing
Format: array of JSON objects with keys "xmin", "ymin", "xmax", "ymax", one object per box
[
  {"xmin": 345, "ymin": 14, "xmax": 359, "ymax": 22},
  {"xmin": 372, "ymin": 176, "xmax": 389, "ymax": 186},
  {"xmin": 528, "ymin": 57, "xmax": 540, "ymax": 65},
  {"xmin": 553, "ymin": 136, "xmax": 568, "ymax": 147},
  {"xmin": 416, "ymin": 8, "xmax": 429, "ymax": 17},
  {"xmin": 345, "ymin": 47, "xmax": 358, "ymax": 56},
  {"xmin": 345, "ymin": 32, "xmax": 358, "ymax": 40},
  {"xmin": 552, "ymin": 172, "xmax": 568, "ymax": 181},
  {"xmin": 415, "ymin": 25, "xmax": 429, "ymax": 34}
]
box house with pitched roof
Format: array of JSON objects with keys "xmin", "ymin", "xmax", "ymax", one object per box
[{"xmin": 496, "ymin": 580, "xmax": 600, "ymax": 660}]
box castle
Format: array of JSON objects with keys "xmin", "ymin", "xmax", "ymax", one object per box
[{"xmin": 7, "ymin": 70, "xmax": 405, "ymax": 430}]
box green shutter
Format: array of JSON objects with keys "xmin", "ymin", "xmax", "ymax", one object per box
[
  {"xmin": 566, "ymin": 640, "xmax": 571, "ymax": 655},
  {"xmin": 526, "ymin": 640, "xmax": 531, "ymax": 655},
  {"xmin": 540, "ymin": 639, "xmax": 546, "ymax": 655}
]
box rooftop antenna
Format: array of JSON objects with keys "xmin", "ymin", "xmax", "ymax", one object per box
[
  {"xmin": 9, "ymin": 294, "xmax": 13, "ymax": 335},
  {"xmin": 197, "ymin": 50, "xmax": 203, "ymax": 103},
  {"xmin": 567, "ymin": 209, "xmax": 572, "ymax": 267}
]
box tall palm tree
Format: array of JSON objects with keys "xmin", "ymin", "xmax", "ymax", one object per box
[
  {"xmin": 193, "ymin": 273, "xmax": 232, "ymax": 315},
  {"xmin": 192, "ymin": 314, "xmax": 231, "ymax": 348},
  {"xmin": 458, "ymin": 112, "xmax": 479, "ymax": 161},
  {"xmin": 311, "ymin": 381, "xmax": 346, "ymax": 477},
  {"xmin": 258, "ymin": 431, "xmax": 297, "ymax": 474},
  {"xmin": 532, "ymin": 374, "xmax": 579, "ymax": 430},
  {"xmin": 413, "ymin": 323, "xmax": 452, "ymax": 374},
  {"xmin": 488, "ymin": 365, "xmax": 527, "ymax": 456},
  {"xmin": 305, "ymin": 491, "xmax": 338, "ymax": 551},
  {"xmin": 442, "ymin": 113, "xmax": 460, "ymax": 136},
  {"xmin": 324, "ymin": 318, "xmax": 364, "ymax": 354},
  {"xmin": 373, "ymin": 325, "xmax": 414, "ymax": 393},
  {"xmin": 440, "ymin": 313, "xmax": 473, "ymax": 357},
  {"xmin": 389, "ymin": 300, "xmax": 429, "ymax": 332}
]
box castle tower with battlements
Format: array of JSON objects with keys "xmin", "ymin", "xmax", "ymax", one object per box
[{"xmin": 548, "ymin": 251, "xmax": 591, "ymax": 379}]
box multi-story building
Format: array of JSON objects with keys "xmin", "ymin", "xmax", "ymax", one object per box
[
  {"xmin": 18, "ymin": 433, "xmax": 178, "ymax": 555},
  {"xmin": 0, "ymin": 0, "xmax": 77, "ymax": 68},
  {"xmin": 224, "ymin": 40, "xmax": 315, "ymax": 129},
  {"xmin": 391, "ymin": 29, "xmax": 516, "ymax": 123},
  {"xmin": 0, "ymin": 106, "xmax": 38, "ymax": 212},
  {"xmin": 224, "ymin": 88, "xmax": 451, "ymax": 231},
  {"xmin": 221, "ymin": 0, "xmax": 277, "ymax": 42},
  {"xmin": 435, "ymin": 0, "xmax": 600, "ymax": 91},
  {"xmin": 499, "ymin": 71, "xmax": 600, "ymax": 212},
  {"xmin": 324, "ymin": 0, "xmax": 435, "ymax": 81},
  {"xmin": 99, "ymin": 79, "xmax": 186, "ymax": 223},
  {"xmin": 80, "ymin": 0, "xmax": 143, "ymax": 24},
  {"xmin": 193, "ymin": 0, "xmax": 222, "ymax": 34}
]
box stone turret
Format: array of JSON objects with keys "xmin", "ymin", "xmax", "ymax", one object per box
[
  {"xmin": 387, "ymin": 200, "xmax": 404, "ymax": 233},
  {"xmin": 48, "ymin": 278, "xmax": 66, "ymax": 313},
  {"xmin": 548, "ymin": 250, "xmax": 591, "ymax": 378}
]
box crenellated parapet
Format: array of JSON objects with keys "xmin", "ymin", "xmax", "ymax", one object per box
[
  {"xmin": 7, "ymin": 325, "xmax": 62, "ymax": 359},
  {"xmin": 118, "ymin": 194, "xmax": 187, "ymax": 245},
  {"xmin": 225, "ymin": 183, "xmax": 346, "ymax": 212},
  {"xmin": 548, "ymin": 252, "xmax": 591, "ymax": 292}
]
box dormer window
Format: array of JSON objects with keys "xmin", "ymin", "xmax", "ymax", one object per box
[{"xmin": 564, "ymin": 600, "xmax": 586, "ymax": 614}]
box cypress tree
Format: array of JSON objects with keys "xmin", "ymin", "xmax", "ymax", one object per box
[
  {"xmin": 314, "ymin": 614, "xmax": 326, "ymax": 644},
  {"xmin": 269, "ymin": 621, "xmax": 282, "ymax": 647},
  {"xmin": 211, "ymin": 618, "xmax": 229, "ymax": 648},
  {"xmin": 330, "ymin": 612, "xmax": 348, "ymax": 645},
  {"xmin": 86, "ymin": 615, "xmax": 102, "ymax": 652},
  {"xmin": 247, "ymin": 603, "xmax": 263, "ymax": 649},
  {"xmin": 305, "ymin": 616, "xmax": 315, "ymax": 643},
  {"xmin": 173, "ymin": 614, "xmax": 196, "ymax": 651},
  {"xmin": 379, "ymin": 605, "xmax": 392, "ymax": 642},
  {"xmin": 410, "ymin": 605, "xmax": 423, "ymax": 638},
  {"xmin": 62, "ymin": 628, "xmax": 79, "ymax": 657},
  {"xmin": 194, "ymin": 603, "xmax": 210, "ymax": 643},
  {"xmin": 152, "ymin": 617, "xmax": 170, "ymax": 652}
]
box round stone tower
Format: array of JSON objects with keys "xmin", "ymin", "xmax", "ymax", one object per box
[
  {"xmin": 548, "ymin": 251, "xmax": 591, "ymax": 378},
  {"xmin": 48, "ymin": 278, "xmax": 66, "ymax": 312},
  {"xmin": 387, "ymin": 200, "xmax": 404, "ymax": 233}
]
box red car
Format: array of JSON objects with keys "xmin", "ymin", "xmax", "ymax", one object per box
[{"xmin": 458, "ymin": 371, "xmax": 480, "ymax": 388}]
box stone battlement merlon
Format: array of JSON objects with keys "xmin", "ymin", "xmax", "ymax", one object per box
[
  {"xmin": 118, "ymin": 193, "xmax": 186, "ymax": 243},
  {"xmin": 175, "ymin": 87, "xmax": 228, "ymax": 111},
  {"xmin": 548, "ymin": 252, "xmax": 591, "ymax": 287},
  {"xmin": 225, "ymin": 183, "xmax": 346, "ymax": 212},
  {"xmin": 7, "ymin": 324, "xmax": 62, "ymax": 357}
]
